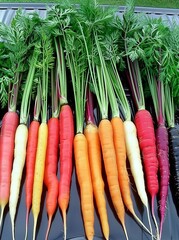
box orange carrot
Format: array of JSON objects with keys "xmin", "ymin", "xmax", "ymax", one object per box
[
  {"xmin": 74, "ymin": 133, "xmax": 94, "ymax": 240},
  {"xmin": 111, "ymin": 117, "xmax": 132, "ymax": 209},
  {"xmin": 99, "ymin": 119, "xmax": 128, "ymax": 240},
  {"xmin": 84, "ymin": 123, "xmax": 109, "ymax": 240}
]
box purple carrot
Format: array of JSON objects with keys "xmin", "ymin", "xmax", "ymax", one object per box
[
  {"xmin": 156, "ymin": 80, "xmax": 170, "ymax": 240},
  {"xmin": 156, "ymin": 124, "xmax": 169, "ymax": 240}
]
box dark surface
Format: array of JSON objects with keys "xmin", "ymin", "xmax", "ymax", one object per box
[{"xmin": 0, "ymin": 162, "xmax": 179, "ymax": 240}]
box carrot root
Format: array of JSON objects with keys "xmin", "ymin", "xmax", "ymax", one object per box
[
  {"xmin": 0, "ymin": 205, "xmax": 5, "ymax": 230},
  {"xmin": 132, "ymin": 211, "xmax": 153, "ymax": 236},
  {"xmin": 11, "ymin": 218, "xmax": 15, "ymax": 240},
  {"xmin": 25, "ymin": 208, "xmax": 29, "ymax": 240},
  {"xmin": 146, "ymin": 204, "xmax": 154, "ymax": 240},
  {"xmin": 45, "ymin": 216, "xmax": 52, "ymax": 240},
  {"xmin": 122, "ymin": 224, "xmax": 129, "ymax": 240},
  {"xmin": 62, "ymin": 210, "xmax": 67, "ymax": 240},
  {"xmin": 33, "ymin": 216, "xmax": 38, "ymax": 240},
  {"xmin": 151, "ymin": 197, "xmax": 159, "ymax": 240}
]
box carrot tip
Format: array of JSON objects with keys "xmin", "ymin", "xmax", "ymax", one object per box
[
  {"xmin": 33, "ymin": 216, "xmax": 38, "ymax": 240},
  {"xmin": 0, "ymin": 206, "xmax": 5, "ymax": 229},
  {"xmin": 122, "ymin": 224, "xmax": 129, "ymax": 240},
  {"xmin": 151, "ymin": 197, "xmax": 159, "ymax": 239},
  {"xmin": 25, "ymin": 209, "xmax": 29, "ymax": 240},
  {"xmin": 11, "ymin": 221, "xmax": 15, "ymax": 240},
  {"xmin": 62, "ymin": 210, "xmax": 67, "ymax": 240},
  {"xmin": 45, "ymin": 216, "xmax": 52, "ymax": 240}
]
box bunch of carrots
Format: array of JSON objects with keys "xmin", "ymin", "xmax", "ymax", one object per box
[{"xmin": 0, "ymin": 0, "xmax": 178, "ymax": 240}]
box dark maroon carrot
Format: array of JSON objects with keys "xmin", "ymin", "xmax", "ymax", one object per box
[{"xmin": 156, "ymin": 124, "xmax": 169, "ymax": 239}]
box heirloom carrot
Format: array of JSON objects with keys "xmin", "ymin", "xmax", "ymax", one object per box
[
  {"xmin": 108, "ymin": 59, "xmax": 153, "ymax": 237},
  {"xmin": 44, "ymin": 69, "xmax": 59, "ymax": 240},
  {"xmin": 0, "ymin": 11, "xmax": 36, "ymax": 229},
  {"xmin": 84, "ymin": 89, "xmax": 109, "ymax": 240},
  {"xmin": 9, "ymin": 45, "xmax": 40, "ymax": 240},
  {"xmin": 25, "ymin": 89, "xmax": 41, "ymax": 240},
  {"xmin": 64, "ymin": 19, "xmax": 94, "ymax": 239},
  {"xmin": 54, "ymin": 37, "xmax": 74, "ymax": 240},
  {"xmin": 32, "ymin": 25, "xmax": 54, "ymax": 240}
]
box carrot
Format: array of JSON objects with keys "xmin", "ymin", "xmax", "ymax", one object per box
[
  {"xmin": 84, "ymin": 89, "xmax": 109, "ymax": 240},
  {"xmin": 44, "ymin": 67, "xmax": 60, "ymax": 240},
  {"xmin": 146, "ymin": 72, "xmax": 170, "ymax": 240},
  {"xmin": 25, "ymin": 88, "xmax": 41, "ymax": 240},
  {"xmin": 99, "ymin": 119, "xmax": 128, "ymax": 239},
  {"xmin": 32, "ymin": 25, "xmax": 54, "ymax": 240},
  {"xmin": 9, "ymin": 124, "xmax": 28, "ymax": 240},
  {"xmin": 107, "ymin": 60, "xmax": 153, "ymax": 237},
  {"xmin": 58, "ymin": 104, "xmax": 74, "ymax": 240},
  {"xmin": 123, "ymin": 120, "xmax": 153, "ymax": 233},
  {"xmin": 156, "ymin": 124, "xmax": 169, "ymax": 239},
  {"xmin": 53, "ymin": 36, "xmax": 74, "ymax": 240},
  {"xmin": 84, "ymin": 123, "xmax": 109, "ymax": 240},
  {"xmin": 0, "ymin": 11, "xmax": 35, "ymax": 230},
  {"xmin": 0, "ymin": 112, "xmax": 19, "ymax": 226},
  {"xmin": 74, "ymin": 133, "xmax": 94, "ymax": 240},
  {"xmin": 63, "ymin": 19, "xmax": 94, "ymax": 239},
  {"xmin": 135, "ymin": 110, "xmax": 159, "ymax": 208},
  {"xmin": 32, "ymin": 122, "xmax": 48, "ymax": 240},
  {"xmin": 44, "ymin": 118, "xmax": 59, "ymax": 240},
  {"xmin": 25, "ymin": 120, "xmax": 39, "ymax": 239},
  {"xmin": 8, "ymin": 44, "xmax": 40, "ymax": 240}
]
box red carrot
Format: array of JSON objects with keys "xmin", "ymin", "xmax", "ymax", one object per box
[
  {"xmin": 124, "ymin": 58, "xmax": 159, "ymax": 235},
  {"xmin": 25, "ymin": 120, "xmax": 39, "ymax": 239},
  {"xmin": 135, "ymin": 109, "xmax": 159, "ymax": 208},
  {"xmin": 53, "ymin": 34, "xmax": 74, "ymax": 239},
  {"xmin": 58, "ymin": 104, "xmax": 74, "ymax": 240},
  {"xmin": 44, "ymin": 118, "xmax": 59, "ymax": 240},
  {"xmin": 44, "ymin": 67, "xmax": 60, "ymax": 240},
  {"xmin": 0, "ymin": 112, "xmax": 19, "ymax": 224}
]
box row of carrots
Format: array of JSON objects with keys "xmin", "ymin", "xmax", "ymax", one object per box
[{"xmin": 0, "ymin": 1, "xmax": 179, "ymax": 240}]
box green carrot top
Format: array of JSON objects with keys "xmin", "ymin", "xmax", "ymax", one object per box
[{"xmin": 0, "ymin": 10, "xmax": 38, "ymax": 112}]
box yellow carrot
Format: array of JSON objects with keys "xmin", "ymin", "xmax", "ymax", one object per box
[{"xmin": 32, "ymin": 123, "xmax": 48, "ymax": 240}]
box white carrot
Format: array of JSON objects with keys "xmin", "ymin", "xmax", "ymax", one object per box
[{"xmin": 9, "ymin": 124, "xmax": 28, "ymax": 240}]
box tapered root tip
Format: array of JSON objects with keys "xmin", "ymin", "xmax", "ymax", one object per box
[
  {"xmin": 133, "ymin": 212, "xmax": 152, "ymax": 235},
  {"xmin": 0, "ymin": 206, "xmax": 5, "ymax": 229},
  {"xmin": 11, "ymin": 221, "xmax": 15, "ymax": 240},
  {"xmin": 33, "ymin": 216, "xmax": 38, "ymax": 240},
  {"xmin": 25, "ymin": 209, "xmax": 30, "ymax": 240},
  {"xmin": 159, "ymin": 218, "xmax": 164, "ymax": 240},
  {"xmin": 45, "ymin": 216, "xmax": 52, "ymax": 240},
  {"xmin": 122, "ymin": 224, "xmax": 129, "ymax": 240},
  {"xmin": 62, "ymin": 210, "xmax": 67, "ymax": 240},
  {"xmin": 151, "ymin": 197, "xmax": 159, "ymax": 239}
]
